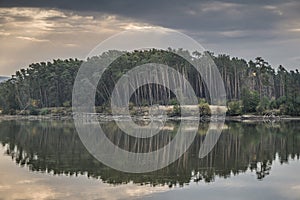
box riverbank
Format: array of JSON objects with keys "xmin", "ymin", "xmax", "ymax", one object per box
[{"xmin": 1, "ymin": 113, "xmax": 300, "ymax": 122}]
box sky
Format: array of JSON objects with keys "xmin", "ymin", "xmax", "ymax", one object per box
[{"xmin": 0, "ymin": 0, "xmax": 300, "ymax": 76}]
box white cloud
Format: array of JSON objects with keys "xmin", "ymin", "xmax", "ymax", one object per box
[
  {"xmin": 263, "ymin": 5, "xmax": 283, "ymax": 16},
  {"xmin": 200, "ymin": 1, "xmax": 241, "ymax": 13},
  {"xmin": 289, "ymin": 28, "xmax": 300, "ymax": 32},
  {"xmin": 0, "ymin": 7, "xmax": 157, "ymax": 75},
  {"xmin": 0, "ymin": 31, "xmax": 10, "ymax": 36},
  {"xmin": 16, "ymin": 36, "xmax": 49, "ymax": 42},
  {"xmin": 219, "ymin": 30, "xmax": 248, "ymax": 38},
  {"xmin": 64, "ymin": 43, "xmax": 79, "ymax": 47},
  {"xmin": 0, "ymin": 3, "xmax": 299, "ymax": 75}
]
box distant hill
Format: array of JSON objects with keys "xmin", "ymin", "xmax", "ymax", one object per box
[{"xmin": 0, "ymin": 76, "xmax": 9, "ymax": 83}]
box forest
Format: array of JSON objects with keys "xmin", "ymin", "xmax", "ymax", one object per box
[{"xmin": 0, "ymin": 48, "xmax": 299, "ymax": 116}]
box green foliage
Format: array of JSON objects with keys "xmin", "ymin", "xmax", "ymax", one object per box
[
  {"xmin": 51, "ymin": 108, "xmax": 65, "ymax": 115},
  {"xmin": 199, "ymin": 103, "xmax": 211, "ymax": 116},
  {"xmin": 62, "ymin": 101, "xmax": 71, "ymax": 107},
  {"xmin": 275, "ymin": 95, "xmax": 300, "ymax": 116},
  {"xmin": 168, "ymin": 104, "xmax": 181, "ymax": 117},
  {"xmin": 128, "ymin": 102, "xmax": 135, "ymax": 110},
  {"xmin": 170, "ymin": 104, "xmax": 181, "ymax": 117},
  {"xmin": 227, "ymin": 101, "xmax": 243, "ymax": 116},
  {"xmin": 241, "ymin": 89, "xmax": 260, "ymax": 113},
  {"xmin": 269, "ymin": 99, "xmax": 277, "ymax": 109},
  {"xmin": 256, "ymin": 96, "xmax": 270, "ymax": 114},
  {"xmin": 40, "ymin": 108, "xmax": 50, "ymax": 115},
  {"xmin": 198, "ymin": 98, "xmax": 207, "ymax": 104},
  {"xmin": 28, "ymin": 106, "xmax": 39, "ymax": 115},
  {"xmin": 168, "ymin": 98, "xmax": 179, "ymax": 105},
  {"xmin": 0, "ymin": 49, "xmax": 299, "ymax": 116},
  {"xmin": 276, "ymin": 96, "xmax": 286, "ymax": 107},
  {"xmin": 281, "ymin": 101, "xmax": 300, "ymax": 116},
  {"xmin": 1, "ymin": 109, "xmax": 16, "ymax": 115},
  {"xmin": 0, "ymin": 58, "xmax": 82, "ymax": 113}
]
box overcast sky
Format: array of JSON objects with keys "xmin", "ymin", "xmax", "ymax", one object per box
[{"xmin": 0, "ymin": 0, "xmax": 300, "ymax": 76}]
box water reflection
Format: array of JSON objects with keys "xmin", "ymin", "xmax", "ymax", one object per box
[{"xmin": 0, "ymin": 120, "xmax": 299, "ymax": 187}]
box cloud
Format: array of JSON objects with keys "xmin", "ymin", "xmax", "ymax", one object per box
[
  {"xmin": 64, "ymin": 43, "xmax": 79, "ymax": 47},
  {"xmin": 0, "ymin": 0, "xmax": 296, "ymax": 33},
  {"xmin": 0, "ymin": 31, "xmax": 10, "ymax": 36},
  {"xmin": 16, "ymin": 36, "xmax": 49, "ymax": 42},
  {"xmin": 200, "ymin": 1, "xmax": 241, "ymax": 12},
  {"xmin": 289, "ymin": 29, "xmax": 300, "ymax": 32},
  {"xmin": 263, "ymin": 5, "xmax": 283, "ymax": 16},
  {"xmin": 0, "ymin": 7, "xmax": 159, "ymax": 75},
  {"xmin": 0, "ymin": 0, "xmax": 300, "ymax": 75},
  {"xmin": 218, "ymin": 30, "xmax": 249, "ymax": 38}
]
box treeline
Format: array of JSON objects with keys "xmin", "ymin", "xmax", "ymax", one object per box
[
  {"xmin": 0, "ymin": 59, "xmax": 82, "ymax": 113},
  {"xmin": 0, "ymin": 49, "xmax": 299, "ymax": 115}
]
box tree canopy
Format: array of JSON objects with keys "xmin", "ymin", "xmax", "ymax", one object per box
[{"xmin": 0, "ymin": 49, "xmax": 299, "ymax": 115}]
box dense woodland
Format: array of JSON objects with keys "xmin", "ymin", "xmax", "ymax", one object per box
[{"xmin": 0, "ymin": 49, "xmax": 299, "ymax": 116}]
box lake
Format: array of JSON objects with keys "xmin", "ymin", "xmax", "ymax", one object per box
[{"xmin": 0, "ymin": 119, "xmax": 299, "ymax": 200}]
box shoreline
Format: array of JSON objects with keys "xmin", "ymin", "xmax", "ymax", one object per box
[{"xmin": 1, "ymin": 114, "xmax": 300, "ymax": 122}]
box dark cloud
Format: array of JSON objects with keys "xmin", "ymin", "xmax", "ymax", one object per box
[
  {"xmin": 0, "ymin": 0, "xmax": 293, "ymax": 10},
  {"xmin": 1, "ymin": 0, "xmax": 298, "ymax": 34},
  {"xmin": 0, "ymin": 0, "xmax": 300, "ymax": 71}
]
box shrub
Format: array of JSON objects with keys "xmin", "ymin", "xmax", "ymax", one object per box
[
  {"xmin": 227, "ymin": 101, "xmax": 242, "ymax": 116},
  {"xmin": 169, "ymin": 98, "xmax": 179, "ymax": 105},
  {"xmin": 198, "ymin": 98, "xmax": 207, "ymax": 104},
  {"xmin": 62, "ymin": 101, "xmax": 71, "ymax": 107},
  {"xmin": 256, "ymin": 97, "xmax": 270, "ymax": 114},
  {"xmin": 279, "ymin": 104, "xmax": 288, "ymax": 115},
  {"xmin": 29, "ymin": 106, "xmax": 39, "ymax": 115},
  {"xmin": 199, "ymin": 103, "xmax": 211, "ymax": 116},
  {"xmin": 269, "ymin": 99, "xmax": 278, "ymax": 109},
  {"xmin": 1, "ymin": 109, "xmax": 16, "ymax": 115},
  {"xmin": 128, "ymin": 102, "xmax": 135, "ymax": 110},
  {"xmin": 51, "ymin": 108, "xmax": 65, "ymax": 115},
  {"xmin": 241, "ymin": 89, "xmax": 259, "ymax": 113},
  {"xmin": 169, "ymin": 104, "xmax": 181, "ymax": 117},
  {"xmin": 40, "ymin": 108, "xmax": 50, "ymax": 115}
]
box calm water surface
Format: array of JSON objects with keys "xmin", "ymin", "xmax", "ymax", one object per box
[{"xmin": 0, "ymin": 120, "xmax": 299, "ymax": 200}]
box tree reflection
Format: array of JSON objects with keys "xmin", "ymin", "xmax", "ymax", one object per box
[{"xmin": 0, "ymin": 120, "xmax": 299, "ymax": 187}]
